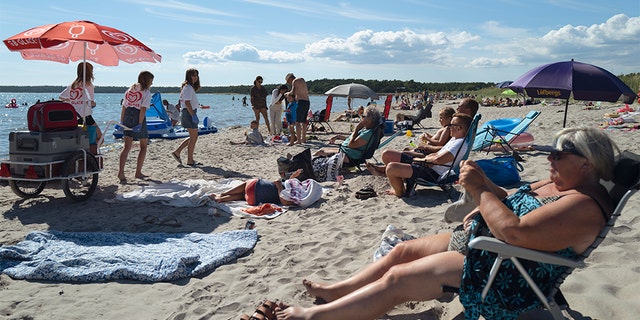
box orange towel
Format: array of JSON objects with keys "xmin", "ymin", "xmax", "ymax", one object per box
[{"xmin": 241, "ymin": 203, "xmax": 282, "ymax": 216}]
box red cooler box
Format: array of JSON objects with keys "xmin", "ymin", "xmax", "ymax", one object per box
[{"xmin": 27, "ymin": 100, "xmax": 78, "ymax": 132}]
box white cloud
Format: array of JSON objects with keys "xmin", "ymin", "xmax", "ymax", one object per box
[
  {"xmin": 467, "ymin": 14, "xmax": 640, "ymax": 70},
  {"xmin": 183, "ymin": 43, "xmax": 304, "ymax": 64},
  {"xmin": 303, "ymin": 29, "xmax": 478, "ymax": 64},
  {"xmin": 183, "ymin": 14, "xmax": 639, "ymax": 74}
]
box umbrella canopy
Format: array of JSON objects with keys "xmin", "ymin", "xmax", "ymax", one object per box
[
  {"xmin": 324, "ymin": 83, "xmax": 379, "ymax": 100},
  {"xmin": 509, "ymin": 59, "xmax": 636, "ymax": 127},
  {"xmin": 495, "ymin": 81, "xmax": 513, "ymax": 88},
  {"xmin": 3, "ymin": 20, "xmax": 161, "ymax": 66},
  {"xmin": 501, "ymin": 89, "xmax": 517, "ymax": 96}
]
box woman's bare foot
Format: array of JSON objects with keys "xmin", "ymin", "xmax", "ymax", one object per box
[
  {"xmin": 135, "ymin": 173, "xmax": 149, "ymax": 179},
  {"xmin": 302, "ymin": 279, "xmax": 342, "ymax": 303},
  {"xmin": 365, "ymin": 163, "xmax": 386, "ymax": 177},
  {"xmin": 275, "ymin": 306, "xmax": 311, "ymax": 320},
  {"xmin": 385, "ymin": 188, "xmax": 401, "ymax": 197}
]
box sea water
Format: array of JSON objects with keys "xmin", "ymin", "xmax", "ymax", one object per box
[{"xmin": 0, "ymin": 92, "xmax": 368, "ymax": 158}]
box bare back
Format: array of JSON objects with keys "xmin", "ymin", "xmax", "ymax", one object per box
[{"xmin": 291, "ymin": 77, "xmax": 309, "ymax": 101}]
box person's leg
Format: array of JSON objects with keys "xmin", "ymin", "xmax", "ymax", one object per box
[
  {"xmin": 294, "ymin": 123, "xmax": 303, "ymax": 144},
  {"xmin": 269, "ymin": 107, "xmax": 277, "ymax": 135},
  {"xmin": 135, "ymin": 138, "xmax": 148, "ymax": 178},
  {"xmin": 186, "ymin": 128, "xmax": 199, "ymax": 164},
  {"xmin": 303, "ymin": 233, "xmax": 452, "ymax": 302},
  {"xmin": 275, "ymin": 108, "xmax": 283, "ymax": 135},
  {"xmin": 301, "ymin": 121, "xmax": 308, "ymax": 143},
  {"xmin": 385, "ymin": 162, "xmax": 414, "ymax": 197},
  {"xmin": 381, "ymin": 149, "xmax": 403, "ymax": 165},
  {"xmin": 213, "ymin": 182, "xmax": 247, "ymax": 202},
  {"xmin": 279, "ymin": 235, "xmax": 464, "ymax": 320},
  {"xmin": 94, "ymin": 124, "xmax": 103, "ymax": 150},
  {"xmin": 365, "ymin": 163, "xmax": 387, "ymax": 177},
  {"xmin": 174, "ymin": 138, "xmax": 189, "ymax": 158},
  {"xmin": 253, "ymin": 108, "xmax": 261, "ymax": 123},
  {"xmin": 118, "ymin": 137, "xmax": 133, "ymax": 181},
  {"xmin": 313, "ymin": 147, "xmax": 339, "ymax": 158},
  {"xmin": 261, "ymin": 108, "xmax": 271, "ymax": 135}
]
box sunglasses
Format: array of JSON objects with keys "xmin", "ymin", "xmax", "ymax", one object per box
[
  {"xmin": 450, "ymin": 123, "xmax": 463, "ymax": 129},
  {"xmin": 549, "ymin": 140, "xmax": 585, "ymax": 160}
]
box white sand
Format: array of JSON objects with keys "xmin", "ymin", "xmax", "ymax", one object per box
[{"xmin": 1, "ymin": 99, "xmax": 639, "ymax": 320}]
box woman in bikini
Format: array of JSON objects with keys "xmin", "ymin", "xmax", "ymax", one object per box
[{"xmin": 276, "ymin": 127, "xmax": 618, "ymax": 320}]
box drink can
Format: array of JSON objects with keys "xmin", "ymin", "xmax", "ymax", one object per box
[
  {"xmin": 245, "ymin": 220, "xmax": 256, "ymax": 230},
  {"xmin": 336, "ymin": 175, "xmax": 344, "ymax": 185}
]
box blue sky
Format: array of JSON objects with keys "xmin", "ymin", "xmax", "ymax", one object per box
[{"xmin": 1, "ymin": 0, "xmax": 638, "ymax": 87}]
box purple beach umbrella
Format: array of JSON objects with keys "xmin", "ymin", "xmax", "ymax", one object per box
[{"xmin": 509, "ymin": 59, "xmax": 637, "ymax": 127}]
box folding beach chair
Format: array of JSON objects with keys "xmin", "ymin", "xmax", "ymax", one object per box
[
  {"xmin": 460, "ymin": 151, "xmax": 640, "ymax": 319},
  {"xmin": 342, "ymin": 123, "xmax": 386, "ymax": 172},
  {"xmin": 308, "ymin": 95, "xmax": 334, "ymax": 133},
  {"xmin": 413, "ymin": 114, "xmax": 481, "ymax": 199},
  {"xmin": 473, "ymin": 110, "xmax": 541, "ymax": 152}
]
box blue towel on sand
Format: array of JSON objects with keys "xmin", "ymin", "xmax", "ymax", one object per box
[{"xmin": 0, "ymin": 230, "xmax": 257, "ymax": 282}]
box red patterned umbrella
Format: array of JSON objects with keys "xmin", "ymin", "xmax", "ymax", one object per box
[{"xmin": 3, "ymin": 20, "xmax": 161, "ymax": 66}]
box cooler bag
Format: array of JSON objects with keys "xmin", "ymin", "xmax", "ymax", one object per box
[{"xmin": 28, "ymin": 100, "xmax": 78, "ymax": 132}]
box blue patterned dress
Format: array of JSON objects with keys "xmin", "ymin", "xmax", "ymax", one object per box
[{"xmin": 459, "ymin": 184, "xmax": 577, "ymax": 320}]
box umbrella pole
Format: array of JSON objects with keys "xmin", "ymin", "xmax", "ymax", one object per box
[
  {"xmin": 563, "ymin": 99, "xmax": 569, "ymax": 128},
  {"xmin": 82, "ymin": 41, "xmax": 87, "ymax": 126}
]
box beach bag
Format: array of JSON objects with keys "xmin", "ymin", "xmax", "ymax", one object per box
[
  {"xmin": 311, "ymin": 152, "xmax": 344, "ymax": 182},
  {"xmin": 27, "ymin": 100, "xmax": 78, "ymax": 132},
  {"xmin": 476, "ymin": 156, "xmax": 523, "ymax": 187},
  {"xmin": 277, "ymin": 148, "xmax": 317, "ymax": 181},
  {"xmin": 280, "ymin": 178, "xmax": 322, "ymax": 208},
  {"xmin": 396, "ymin": 120, "xmax": 413, "ymax": 130}
]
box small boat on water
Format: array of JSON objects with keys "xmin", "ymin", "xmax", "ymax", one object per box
[
  {"xmin": 112, "ymin": 92, "xmax": 218, "ymax": 139},
  {"xmin": 199, "ymin": 105, "xmax": 210, "ymax": 109},
  {"xmin": 5, "ymin": 98, "xmax": 18, "ymax": 108}
]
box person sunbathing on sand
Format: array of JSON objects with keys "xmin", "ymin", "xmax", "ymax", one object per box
[
  {"xmin": 275, "ymin": 127, "xmax": 617, "ymax": 320},
  {"xmin": 210, "ymin": 169, "xmax": 302, "ymax": 205}
]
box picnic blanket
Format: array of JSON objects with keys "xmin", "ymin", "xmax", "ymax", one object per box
[
  {"xmin": 0, "ymin": 230, "xmax": 257, "ymax": 282},
  {"xmin": 111, "ymin": 179, "xmax": 287, "ymax": 219}
]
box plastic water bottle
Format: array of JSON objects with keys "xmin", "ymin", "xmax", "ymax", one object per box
[{"xmin": 409, "ymin": 140, "xmax": 417, "ymax": 148}]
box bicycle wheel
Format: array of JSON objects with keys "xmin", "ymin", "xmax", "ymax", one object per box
[
  {"xmin": 61, "ymin": 152, "xmax": 99, "ymax": 202},
  {"xmin": 9, "ymin": 179, "xmax": 46, "ymax": 198}
]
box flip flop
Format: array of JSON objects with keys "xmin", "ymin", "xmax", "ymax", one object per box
[
  {"xmin": 355, "ymin": 186, "xmax": 377, "ymax": 200},
  {"xmin": 171, "ymin": 152, "xmax": 182, "ymax": 165},
  {"xmin": 186, "ymin": 162, "xmax": 203, "ymax": 167}
]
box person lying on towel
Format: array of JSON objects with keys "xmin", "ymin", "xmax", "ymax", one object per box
[{"xmin": 211, "ymin": 169, "xmax": 323, "ymax": 209}]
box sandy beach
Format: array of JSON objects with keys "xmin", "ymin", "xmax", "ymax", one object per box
[{"xmin": 1, "ymin": 99, "xmax": 639, "ymax": 320}]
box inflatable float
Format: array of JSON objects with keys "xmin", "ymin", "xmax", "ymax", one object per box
[{"xmin": 5, "ymin": 98, "xmax": 18, "ymax": 108}]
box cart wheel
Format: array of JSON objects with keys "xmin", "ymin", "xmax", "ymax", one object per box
[
  {"xmin": 9, "ymin": 180, "xmax": 46, "ymax": 199},
  {"xmin": 61, "ymin": 152, "xmax": 99, "ymax": 202}
]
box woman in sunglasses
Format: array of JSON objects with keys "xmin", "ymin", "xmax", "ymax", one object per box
[{"xmin": 276, "ymin": 127, "xmax": 618, "ymax": 320}]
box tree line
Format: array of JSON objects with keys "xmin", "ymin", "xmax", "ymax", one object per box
[{"xmin": 1, "ymin": 73, "xmax": 637, "ymax": 95}]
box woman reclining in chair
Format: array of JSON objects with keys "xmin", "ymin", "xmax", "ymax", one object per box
[
  {"xmin": 275, "ymin": 127, "xmax": 618, "ymax": 320},
  {"xmin": 313, "ymin": 106, "xmax": 382, "ymax": 166}
]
